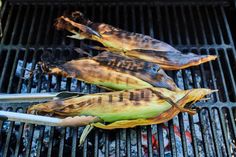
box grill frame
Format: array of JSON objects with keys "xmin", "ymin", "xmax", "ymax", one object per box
[{"xmin": 0, "ymin": 0, "xmax": 236, "ymax": 156}]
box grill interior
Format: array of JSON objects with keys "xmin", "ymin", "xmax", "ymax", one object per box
[{"xmin": 0, "ymin": 0, "xmax": 236, "ymax": 156}]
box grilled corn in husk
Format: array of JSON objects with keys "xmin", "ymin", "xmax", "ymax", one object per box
[
  {"xmin": 28, "ymin": 87, "xmax": 215, "ymax": 129},
  {"xmin": 40, "ymin": 50, "xmax": 178, "ymax": 91},
  {"xmin": 54, "ymin": 11, "xmax": 217, "ymax": 70}
]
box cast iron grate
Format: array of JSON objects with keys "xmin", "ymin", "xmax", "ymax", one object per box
[{"xmin": 0, "ymin": 0, "xmax": 236, "ymax": 157}]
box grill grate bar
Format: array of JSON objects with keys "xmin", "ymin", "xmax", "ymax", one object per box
[
  {"xmin": 0, "ymin": 49, "xmax": 11, "ymax": 92},
  {"xmin": 173, "ymin": 6, "xmax": 181, "ymax": 44},
  {"xmin": 208, "ymin": 109, "xmax": 221, "ymax": 156},
  {"xmin": 25, "ymin": 125, "xmax": 35, "ymax": 157},
  {"xmin": 35, "ymin": 7, "xmax": 47, "ymax": 44},
  {"xmin": 16, "ymin": 49, "xmax": 28, "ymax": 93},
  {"xmin": 178, "ymin": 114, "xmax": 188, "ymax": 157},
  {"xmin": 26, "ymin": 50, "xmax": 37, "ymax": 93},
  {"xmin": 188, "ymin": 115, "xmax": 198, "ymax": 156},
  {"xmin": 164, "ymin": 6, "xmax": 173, "ymax": 44},
  {"xmin": 126, "ymin": 129, "xmax": 131, "ymax": 157},
  {"xmin": 47, "ymin": 127, "xmax": 55, "ymax": 157},
  {"xmin": 168, "ymin": 121, "xmax": 177, "ymax": 157},
  {"xmin": 198, "ymin": 110, "xmax": 210, "ymax": 157},
  {"xmin": 228, "ymin": 109, "xmax": 236, "ymax": 138},
  {"xmin": 218, "ymin": 108, "xmax": 232, "ymax": 156},
  {"xmin": 187, "ymin": 5, "xmax": 198, "ymax": 45},
  {"xmin": 14, "ymin": 122, "xmax": 25, "ymax": 157},
  {"xmin": 3, "ymin": 121, "xmax": 15, "ymax": 157},
  {"xmin": 183, "ymin": 69, "xmax": 197, "ymax": 156},
  {"xmin": 17, "ymin": 6, "xmax": 29, "ymax": 44},
  {"xmin": 212, "ymin": 7, "xmax": 225, "ymax": 44},
  {"xmin": 182, "ymin": 71, "xmax": 194, "ymax": 155},
  {"xmin": 0, "ymin": 4, "xmax": 13, "ymax": 45},
  {"xmin": 36, "ymin": 126, "xmax": 45, "ymax": 157},
  {"xmin": 181, "ymin": 5, "xmax": 190, "ymax": 45},
  {"xmin": 44, "ymin": 6, "xmax": 54, "ymax": 45},
  {"xmin": 189, "ymin": 68, "xmax": 201, "ymax": 156},
  {"xmin": 8, "ymin": 5, "xmax": 22, "ymax": 45},
  {"xmin": 205, "ymin": 8, "xmax": 218, "ymax": 44},
  {"xmin": 52, "ymin": 6, "xmax": 62, "ymax": 46},
  {"xmin": 105, "ymin": 132, "xmax": 109, "ymax": 157},
  {"xmin": 25, "ymin": 6, "xmax": 38, "ymax": 45},
  {"xmin": 136, "ymin": 127, "xmax": 142, "ymax": 157},
  {"xmin": 6, "ymin": 49, "xmax": 19, "ymax": 93},
  {"xmin": 157, "ymin": 125, "xmax": 164, "ymax": 157},
  {"xmin": 115, "ymin": 131, "xmax": 120, "ymax": 157},
  {"xmin": 71, "ymin": 128, "xmax": 78, "ymax": 157},
  {"xmin": 0, "ymin": 116, "xmax": 4, "ymax": 153},
  {"xmin": 93, "ymin": 130, "xmax": 99, "ymax": 157},
  {"xmin": 146, "ymin": 126, "xmax": 153, "ymax": 157},
  {"xmin": 0, "ymin": 0, "xmax": 7, "ymax": 31},
  {"xmin": 147, "ymin": 6, "xmax": 154, "ymax": 37},
  {"xmin": 82, "ymin": 136, "xmax": 88, "ymax": 157},
  {"xmin": 59, "ymin": 128, "xmax": 66, "ymax": 157}
]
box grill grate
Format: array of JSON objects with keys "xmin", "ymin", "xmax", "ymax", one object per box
[{"xmin": 0, "ymin": 1, "xmax": 236, "ymax": 157}]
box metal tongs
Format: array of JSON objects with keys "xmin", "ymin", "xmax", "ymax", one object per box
[{"xmin": 0, "ymin": 92, "xmax": 98, "ymax": 127}]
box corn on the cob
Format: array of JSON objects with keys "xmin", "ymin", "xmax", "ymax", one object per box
[{"xmin": 54, "ymin": 11, "xmax": 217, "ymax": 70}]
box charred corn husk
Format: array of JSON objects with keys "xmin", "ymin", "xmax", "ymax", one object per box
[
  {"xmin": 54, "ymin": 11, "xmax": 217, "ymax": 70},
  {"xmin": 44, "ymin": 59, "xmax": 152, "ymax": 91},
  {"xmin": 40, "ymin": 50, "xmax": 178, "ymax": 91},
  {"xmin": 28, "ymin": 87, "xmax": 215, "ymax": 129},
  {"xmin": 93, "ymin": 51, "xmax": 178, "ymax": 91}
]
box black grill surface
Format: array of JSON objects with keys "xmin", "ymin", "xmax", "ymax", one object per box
[{"xmin": 0, "ymin": 0, "xmax": 236, "ymax": 157}]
